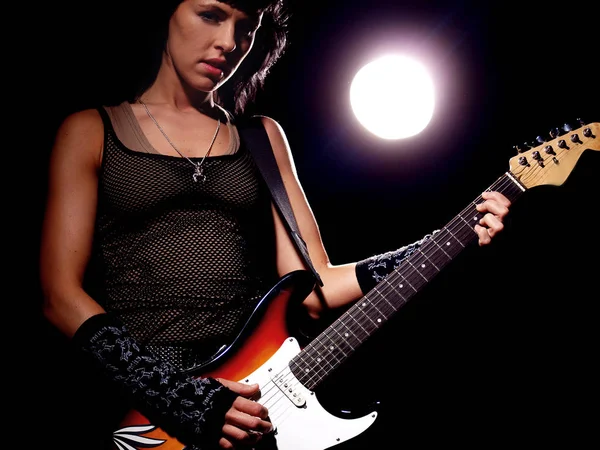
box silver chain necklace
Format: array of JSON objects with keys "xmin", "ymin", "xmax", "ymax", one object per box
[{"xmin": 139, "ymin": 100, "xmax": 221, "ymax": 182}]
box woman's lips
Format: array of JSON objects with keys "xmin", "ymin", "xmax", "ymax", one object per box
[{"xmin": 201, "ymin": 61, "xmax": 225, "ymax": 78}]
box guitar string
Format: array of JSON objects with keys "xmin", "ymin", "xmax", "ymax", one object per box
[
  {"xmin": 267, "ymin": 139, "xmax": 581, "ymax": 423},
  {"xmin": 259, "ymin": 161, "xmax": 551, "ymax": 425},
  {"xmin": 257, "ymin": 368, "xmax": 304, "ymax": 427},
  {"xmin": 293, "ymin": 173, "xmax": 523, "ymax": 389},
  {"xmin": 265, "ymin": 216, "xmax": 488, "ymax": 424},
  {"xmin": 318, "ymin": 177, "xmax": 519, "ymax": 373},
  {"xmin": 260, "ymin": 147, "xmax": 569, "ymax": 415},
  {"xmin": 298, "ymin": 202, "xmax": 490, "ymax": 375},
  {"xmin": 269, "ymin": 368, "xmax": 323, "ymax": 431},
  {"xmin": 262, "ymin": 139, "xmax": 580, "ymax": 420},
  {"xmin": 263, "ymin": 383, "xmax": 296, "ymax": 427}
]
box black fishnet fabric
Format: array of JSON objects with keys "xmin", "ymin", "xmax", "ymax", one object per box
[{"xmin": 85, "ymin": 108, "xmax": 278, "ymax": 373}]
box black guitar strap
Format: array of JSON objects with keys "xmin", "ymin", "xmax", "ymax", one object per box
[{"xmin": 238, "ymin": 115, "xmax": 324, "ymax": 287}]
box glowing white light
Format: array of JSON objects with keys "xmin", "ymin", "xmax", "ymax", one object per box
[{"xmin": 350, "ymin": 54, "xmax": 435, "ymax": 139}]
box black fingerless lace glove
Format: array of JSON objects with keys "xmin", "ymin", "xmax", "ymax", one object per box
[
  {"xmin": 72, "ymin": 312, "xmax": 238, "ymax": 449},
  {"xmin": 355, "ymin": 230, "xmax": 439, "ymax": 294}
]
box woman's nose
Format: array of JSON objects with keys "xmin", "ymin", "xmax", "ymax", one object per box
[{"xmin": 214, "ymin": 23, "xmax": 236, "ymax": 53}]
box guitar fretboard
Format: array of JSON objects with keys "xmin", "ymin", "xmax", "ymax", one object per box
[{"xmin": 289, "ymin": 172, "xmax": 526, "ymax": 390}]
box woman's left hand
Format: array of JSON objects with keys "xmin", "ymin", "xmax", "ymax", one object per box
[{"xmin": 474, "ymin": 191, "xmax": 511, "ymax": 246}]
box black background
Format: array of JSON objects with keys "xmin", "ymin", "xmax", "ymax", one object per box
[{"xmin": 22, "ymin": 1, "xmax": 598, "ymax": 448}]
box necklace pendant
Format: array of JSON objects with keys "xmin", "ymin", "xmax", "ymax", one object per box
[{"xmin": 192, "ymin": 164, "xmax": 206, "ymax": 183}]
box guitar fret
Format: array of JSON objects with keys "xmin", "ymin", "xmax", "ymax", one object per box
[
  {"xmin": 410, "ymin": 251, "xmax": 440, "ymax": 279},
  {"xmin": 456, "ymin": 210, "xmax": 479, "ymax": 231},
  {"xmin": 336, "ymin": 320, "xmax": 362, "ymax": 348},
  {"xmin": 405, "ymin": 259, "xmax": 430, "ymax": 282},
  {"xmin": 430, "ymin": 239, "xmax": 452, "ymax": 259},
  {"xmin": 328, "ymin": 322, "xmax": 357, "ymax": 355},
  {"xmin": 420, "ymin": 243, "xmax": 453, "ymax": 275},
  {"xmin": 347, "ymin": 302, "xmax": 380, "ymax": 340},
  {"xmin": 300, "ymin": 348, "xmax": 343, "ymax": 386},
  {"xmin": 420, "ymin": 250, "xmax": 441, "ymax": 271},
  {"xmin": 449, "ymin": 210, "xmax": 476, "ymax": 237},
  {"xmin": 380, "ymin": 276, "xmax": 410, "ymax": 306},
  {"xmin": 336, "ymin": 317, "xmax": 362, "ymax": 339},
  {"xmin": 400, "ymin": 264, "xmax": 429, "ymax": 291},
  {"xmin": 443, "ymin": 225, "xmax": 467, "ymax": 248},
  {"xmin": 370, "ymin": 286, "xmax": 399, "ymax": 317},
  {"xmin": 304, "ymin": 336, "xmax": 339, "ymax": 371},
  {"xmin": 314, "ymin": 333, "xmax": 346, "ymax": 364},
  {"xmin": 354, "ymin": 296, "xmax": 386, "ymax": 329},
  {"xmin": 293, "ymin": 343, "xmax": 326, "ymax": 372},
  {"xmin": 386, "ymin": 271, "xmax": 418, "ymax": 298},
  {"xmin": 364, "ymin": 290, "xmax": 391, "ymax": 321},
  {"xmin": 300, "ymin": 318, "xmax": 366, "ymax": 379},
  {"xmin": 429, "ymin": 230, "xmax": 464, "ymax": 260},
  {"xmin": 344, "ymin": 304, "xmax": 374, "ymax": 339},
  {"xmin": 317, "ymin": 336, "xmax": 348, "ymax": 362}
]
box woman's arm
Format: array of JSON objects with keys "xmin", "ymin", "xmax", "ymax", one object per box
[
  {"xmin": 260, "ymin": 116, "xmax": 510, "ymax": 319},
  {"xmin": 260, "ymin": 116, "xmax": 363, "ymax": 318},
  {"xmin": 39, "ymin": 108, "xmax": 107, "ymax": 337}
]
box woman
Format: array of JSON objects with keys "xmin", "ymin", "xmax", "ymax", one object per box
[{"xmin": 39, "ymin": 1, "xmax": 511, "ymax": 449}]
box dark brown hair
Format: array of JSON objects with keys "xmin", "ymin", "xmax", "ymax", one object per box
[{"xmin": 130, "ymin": 0, "xmax": 290, "ymax": 116}]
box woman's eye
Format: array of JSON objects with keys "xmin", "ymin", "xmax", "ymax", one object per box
[{"xmin": 200, "ymin": 12, "xmax": 220, "ymax": 22}]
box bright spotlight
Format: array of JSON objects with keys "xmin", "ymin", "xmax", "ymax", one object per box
[{"xmin": 350, "ymin": 54, "xmax": 435, "ymax": 140}]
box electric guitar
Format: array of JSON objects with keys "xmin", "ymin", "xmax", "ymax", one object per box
[{"xmin": 112, "ymin": 121, "xmax": 599, "ymax": 450}]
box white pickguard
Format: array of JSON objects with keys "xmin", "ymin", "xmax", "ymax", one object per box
[{"xmin": 241, "ymin": 337, "xmax": 378, "ymax": 449}]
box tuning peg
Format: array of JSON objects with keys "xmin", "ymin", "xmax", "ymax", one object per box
[
  {"xmin": 535, "ymin": 135, "xmax": 546, "ymax": 145},
  {"xmin": 563, "ymin": 123, "xmax": 573, "ymax": 132},
  {"xmin": 521, "ymin": 142, "xmax": 535, "ymax": 152},
  {"xmin": 513, "ymin": 144, "xmax": 526, "ymax": 154},
  {"xmin": 549, "ymin": 127, "xmax": 560, "ymax": 139},
  {"xmin": 576, "ymin": 118, "xmax": 586, "ymax": 126}
]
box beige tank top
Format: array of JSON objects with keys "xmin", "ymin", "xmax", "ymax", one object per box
[{"xmin": 103, "ymin": 101, "xmax": 240, "ymax": 155}]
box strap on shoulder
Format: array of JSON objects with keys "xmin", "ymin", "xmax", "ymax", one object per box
[{"xmin": 238, "ymin": 115, "xmax": 323, "ymax": 287}]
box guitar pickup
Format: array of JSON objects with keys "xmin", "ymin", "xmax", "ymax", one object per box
[{"xmin": 270, "ymin": 371, "xmax": 306, "ymax": 407}]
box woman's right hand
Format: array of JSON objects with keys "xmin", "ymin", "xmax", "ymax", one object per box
[{"xmin": 216, "ymin": 379, "xmax": 274, "ymax": 448}]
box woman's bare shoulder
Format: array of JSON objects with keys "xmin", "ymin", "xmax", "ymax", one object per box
[
  {"xmin": 57, "ymin": 108, "xmax": 104, "ymax": 135},
  {"xmin": 51, "ymin": 108, "xmax": 105, "ymax": 165}
]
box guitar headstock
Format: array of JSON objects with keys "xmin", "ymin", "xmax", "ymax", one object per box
[{"xmin": 508, "ymin": 121, "xmax": 599, "ymax": 189}]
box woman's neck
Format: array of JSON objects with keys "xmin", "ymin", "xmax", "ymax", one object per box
[{"xmin": 138, "ymin": 85, "xmax": 219, "ymax": 119}]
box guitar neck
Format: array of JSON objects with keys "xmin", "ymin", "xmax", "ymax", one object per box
[{"xmin": 290, "ymin": 171, "xmax": 527, "ymax": 390}]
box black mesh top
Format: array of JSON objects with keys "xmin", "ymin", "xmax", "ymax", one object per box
[{"xmin": 86, "ymin": 107, "xmax": 278, "ymax": 372}]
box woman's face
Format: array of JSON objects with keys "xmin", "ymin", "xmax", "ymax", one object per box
[{"xmin": 167, "ymin": 0, "xmax": 262, "ymax": 92}]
